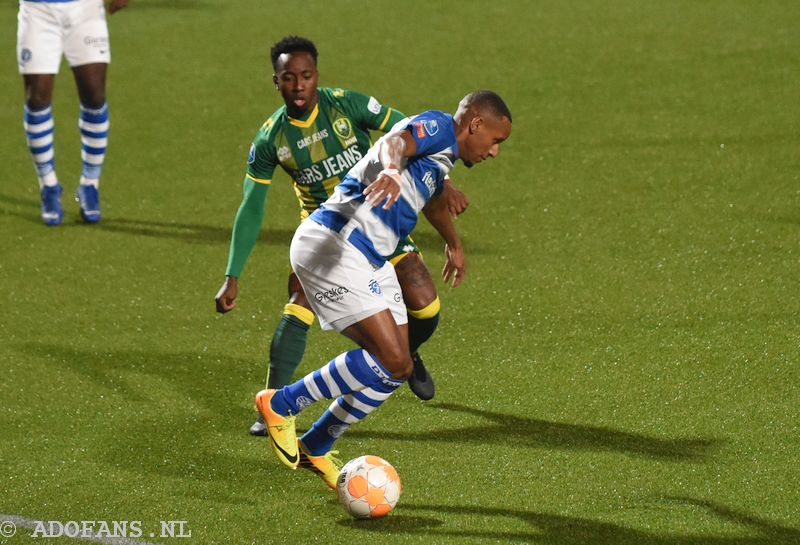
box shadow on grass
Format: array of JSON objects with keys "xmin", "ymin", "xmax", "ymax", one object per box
[
  {"xmin": 340, "ymin": 499, "xmax": 799, "ymax": 545},
  {"xmin": 0, "ymin": 191, "xmax": 42, "ymax": 226},
  {"xmin": 0, "ymin": 192, "xmax": 271, "ymax": 237},
  {"xmin": 95, "ymin": 217, "xmax": 294, "ymax": 246},
  {"xmin": 348, "ymin": 402, "xmax": 721, "ymax": 461},
  {"xmin": 15, "ymin": 341, "xmax": 255, "ymax": 412},
  {"xmin": 0, "ymin": 192, "xmax": 492, "ymax": 253},
  {"xmin": 11, "ymin": 341, "xmax": 279, "ymax": 489}
]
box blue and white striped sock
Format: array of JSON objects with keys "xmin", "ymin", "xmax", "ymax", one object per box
[
  {"xmin": 79, "ymin": 102, "xmax": 109, "ymax": 186},
  {"xmin": 300, "ymin": 381, "xmax": 399, "ymax": 455},
  {"xmin": 272, "ymin": 349, "xmax": 403, "ymax": 416},
  {"xmin": 23, "ymin": 104, "xmax": 58, "ymax": 188}
]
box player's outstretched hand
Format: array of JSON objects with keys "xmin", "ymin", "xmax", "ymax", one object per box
[
  {"xmin": 441, "ymin": 179, "xmax": 470, "ymax": 218},
  {"xmin": 107, "ymin": 0, "xmax": 129, "ymax": 14},
  {"xmin": 215, "ymin": 276, "xmax": 238, "ymax": 314},
  {"xmin": 442, "ymin": 243, "xmax": 466, "ymax": 287},
  {"xmin": 364, "ymin": 168, "xmax": 403, "ymax": 210}
]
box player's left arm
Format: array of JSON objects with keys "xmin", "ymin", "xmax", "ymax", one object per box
[
  {"xmin": 423, "ymin": 194, "xmax": 466, "ymax": 287},
  {"xmin": 441, "ymin": 176, "xmax": 469, "ymax": 218},
  {"xmin": 107, "ymin": 0, "xmax": 129, "ymax": 14}
]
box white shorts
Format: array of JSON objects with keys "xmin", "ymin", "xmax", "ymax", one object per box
[
  {"xmin": 17, "ymin": 0, "xmax": 110, "ymax": 74},
  {"xmin": 290, "ymin": 219, "xmax": 407, "ymax": 332}
]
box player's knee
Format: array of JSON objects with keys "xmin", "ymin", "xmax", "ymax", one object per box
[
  {"xmin": 389, "ymin": 355, "xmax": 413, "ymax": 380},
  {"xmin": 26, "ymin": 88, "xmax": 53, "ymax": 110},
  {"xmin": 374, "ymin": 348, "xmax": 412, "ymax": 380},
  {"xmin": 80, "ymin": 91, "xmax": 106, "ymax": 109},
  {"xmin": 395, "ymin": 254, "xmax": 437, "ymax": 309}
]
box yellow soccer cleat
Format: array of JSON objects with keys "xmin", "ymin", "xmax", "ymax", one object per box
[
  {"xmin": 298, "ymin": 440, "xmax": 342, "ymax": 490},
  {"xmin": 255, "ymin": 389, "xmax": 298, "ymax": 469}
]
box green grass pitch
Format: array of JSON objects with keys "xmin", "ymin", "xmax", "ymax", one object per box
[{"xmin": 1, "ymin": 1, "xmax": 799, "ymax": 543}]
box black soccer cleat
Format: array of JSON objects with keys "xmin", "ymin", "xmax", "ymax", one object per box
[
  {"xmin": 407, "ymin": 352, "xmax": 435, "ymax": 400},
  {"xmin": 249, "ymin": 414, "xmax": 267, "ymax": 436}
]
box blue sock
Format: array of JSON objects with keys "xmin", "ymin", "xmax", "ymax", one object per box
[
  {"xmin": 79, "ymin": 102, "xmax": 109, "ymax": 183},
  {"xmin": 300, "ymin": 381, "xmax": 399, "ymax": 455},
  {"xmin": 269, "ymin": 349, "xmax": 402, "ymax": 416},
  {"xmin": 23, "ymin": 104, "xmax": 58, "ymax": 187}
]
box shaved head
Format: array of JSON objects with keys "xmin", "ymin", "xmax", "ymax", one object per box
[{"xmin": 454, "ymin": 90, "xmax": 512, "ymax": 124}]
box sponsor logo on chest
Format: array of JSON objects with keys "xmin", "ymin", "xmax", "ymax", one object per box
[
  {"xmin": 296, "ymin": 128, "xmax": 329, "ymax": 150},
  {"xmin": 291, "ymin": 146, "xmax": 363, "ymax": 185},
  {"xmin": 421, "ymin": 170, "xmax": 437, "ymax": 197}
]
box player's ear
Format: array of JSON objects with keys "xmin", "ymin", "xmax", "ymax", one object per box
[
  {"xmin": 469, "ymin": 116, "xmax": 483, "ymax": 134},
  {"xmin": 272, "ymin": 74, "xmax": 279, "ymax": 88}
]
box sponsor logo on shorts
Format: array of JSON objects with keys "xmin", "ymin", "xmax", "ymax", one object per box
[
  {"xmin": 277, "ymin": 146, "xmax": 291, "ymax": 161},
  {"xmin": 84, "ymin": 36, "xmax": 109, "ymax": 46},
  {"xmin": 21, "ymin": 48, "xmax": 32, "ymax": 63},
  {"xmin": 368, "ymin": 279, "xmax": 381, "ymax": 295},
  {"xmin": 393, "ymin": 293, "xmax": 402, "ymax": 303},
  {"xmin": 315, "ymin": 286, "xmax": 350, "ymax": 303}
]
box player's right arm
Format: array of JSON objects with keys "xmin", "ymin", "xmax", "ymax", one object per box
[
  {"xmin": 363, "ymin": 130, "xmax": 417, "ymax": 209},
  {"xmin": 215, "ymin": 130, "xmax": 277, "ymax": 314}
]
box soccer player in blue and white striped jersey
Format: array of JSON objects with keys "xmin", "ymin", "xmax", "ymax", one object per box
[
  {"xmin": 255, "ymin": 90, "xmax": 512, "ymax": 489},
  {"xmin": 17, "ymin": 0, "xmax": 129, "ymax": 225}
]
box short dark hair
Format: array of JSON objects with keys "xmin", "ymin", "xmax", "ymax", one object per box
[
  {"xmin": 270, "ymin": 36, "xmax": 318, "ymax": 70},
  {"xmin": 465, "ymin": 90, "xmax": 512, "ymax": 122}
]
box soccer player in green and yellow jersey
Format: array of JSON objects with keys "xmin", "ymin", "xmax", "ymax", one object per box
[{"xmin": 214, "ymin": 36, "xmax": 469, "ymax": 436}]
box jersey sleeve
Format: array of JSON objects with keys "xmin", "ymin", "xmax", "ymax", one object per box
[
  {"xmin": 225, "ymin": 178, "xmax": 269, "ymax": 277},
  {"xmin": 405, "ymin": 110, "xmax": 456, "ymax": 156},
  {"xmin": 225, "ymin": 127, "xmax": 276, "ymax": 277},
  {"xmin": 245, "ymin": 123, "xmax": 278, "ymax": 184},
  {"xmin": 336, "ymin": 88, "xmax": 405, "ymax": 133}
]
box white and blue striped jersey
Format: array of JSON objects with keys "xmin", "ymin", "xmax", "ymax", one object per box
[{"xmin": 309, "ymin": 110, "xmax": 458, "ymax": 266}]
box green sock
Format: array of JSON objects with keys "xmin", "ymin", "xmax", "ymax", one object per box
[
  {"xmin": 266, "ymin": 314, "xmax": 310, "ymax": 388},
  {"xmin": 407, "ymin": 312, "xmax": 440, "ymax": 354}
]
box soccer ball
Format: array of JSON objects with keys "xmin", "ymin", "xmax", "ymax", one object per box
[{"xmin": 336, "ymin": 455, "xmax": 401, "ymax": 519}]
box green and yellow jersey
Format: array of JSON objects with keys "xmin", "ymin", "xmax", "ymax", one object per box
[
  {"xmin": 248, "ymin": 87, "xmax": 402, "ymax": 218},
  {"xmin": 226, "ymin": 87, "xmax": 406, "ymax": 277}
]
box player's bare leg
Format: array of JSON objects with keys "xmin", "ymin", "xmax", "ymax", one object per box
[
  {"xmin": 341, "ymin": 310, "xmax": 413, "ymax": 380},
  {"xmin": 72, "ymin": 62, "xmax": 106, "ymax": 108},
  {"xmin": 24, "ymin": 73, "xmax": 55, "ymax": 109},
  {"xmin": 394, "ymin": 252, "xmax": 439, "ymax": 399}
]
